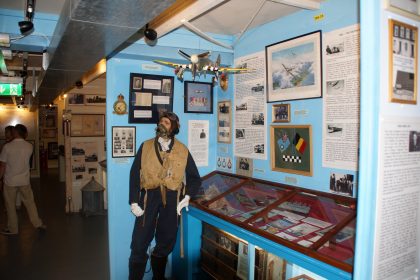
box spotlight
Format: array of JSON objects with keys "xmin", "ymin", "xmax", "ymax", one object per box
[
  {"xmin": 18, "ymin": 20, "xmax": 34, "ymax": 35},
  {"xmin": 75, "ymin": 80, "xmax": 83, "ymax": 89},
  {"xmin": 144, "ymin": 24, "xmax": 157, "ymax": 46}
]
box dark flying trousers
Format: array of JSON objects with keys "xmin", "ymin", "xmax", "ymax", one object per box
[{"xmin": 129, "ymin": 188, "xmax": 180, "ymax": 263}]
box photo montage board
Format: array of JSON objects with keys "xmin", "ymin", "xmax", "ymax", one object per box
[{"xmin": 129, "ymin": 73, "xmax": 174, "ymax": 123}]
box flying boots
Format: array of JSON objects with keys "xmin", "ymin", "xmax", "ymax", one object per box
[
  {"xmin": 151, "ymin": 254, "xmax": 167, "ymax": 280},
  {"xmin": 129, "ymin": 260, "xmax": 147, "ymax": 280}
]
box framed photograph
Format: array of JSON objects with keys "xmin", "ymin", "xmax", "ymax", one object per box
[
  {"xmin": 133, "ymin": 77, "xmax": 143, "ymax": 90},
  {"xmin": 184, "ymin": 81, "xmax": 213, "ymax": 114},
  {"xmin": 47, "ymin": 142, "xmax": 59, "ymax": 160},
  {"xmin": 71, "ymin": 114, "xmax": 105, "ymax": 137},
  {"xmin": 385, "ymin": 0, "xmax": 420, "ymax": 19},
  {"xmin": 84, "ymin": 94, "xmax": 106, "ymax": 106},
  {"xmin": 217, "ymin": 100, "xmax": 231, "ymax": 143},
  {"xmin": 266, "ymin": 30, "xmax": 322, "ymax": 102},
  {"xmin": 389, "ymin": 19, "xmax": 418, "ymax": 104},
  {"xmin": 271, "ymin": 125, "xmax": 312, "ymax": 176},
  {"xmin": 129, "ymin": 73, "xmax": 174, "ymax": 124},
  {"xmin": 45, "ymin": 114, "xmax": 56, "ymax": 128},
  {"xmin": 68, "ymin": 93, "xmax": 84, "ymax": 105},
  {"xmin": 236, "ymin": 156, "xmax": 253, "ymax": 177},
  {"xmin": 272, "ymin": 103, "xmax": 290, "ymax": 122},
  {"xmin": 43, "ymin": 128, "xmax": 57, "ymax": 138},
  {"xmin": 112, "ymin": 126, "xmax": 136, "ymax": 158}
]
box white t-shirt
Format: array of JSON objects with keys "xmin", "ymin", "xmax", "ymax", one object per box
[{"xmin": 0, "ymin": 138, "xmax": 33, "ymax": 186}]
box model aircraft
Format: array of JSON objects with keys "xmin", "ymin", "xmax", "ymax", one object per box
[{"xmin": 154, "ymin": 49, "xmax": 250, "ymax": 84}]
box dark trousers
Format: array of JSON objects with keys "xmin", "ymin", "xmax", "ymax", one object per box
[{"xmin": 129, "ymin": 188, "xmax": 179, "ymax": 263}]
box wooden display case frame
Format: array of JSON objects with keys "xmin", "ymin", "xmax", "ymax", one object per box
[{"xmin": 192, "ymin": 171, "xmax": 357, "ymax": 273}]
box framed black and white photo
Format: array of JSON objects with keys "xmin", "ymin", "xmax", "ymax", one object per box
[
  {"xmin": 184, "ymin": 81, "xmax": 213, "ymax": 114},
  {"xmin": 68, "ymin": 93, "xmax": 85, "ymax": 105},
  {"xmin": 112, "ymin": 126, "xmax": 136, "ymax": 158},
  {"xmin": 129, "ymin": 73, "xmax": 174, "ymax": 124},
  {"xmin": 266, "ymin": 31, "xmax": 322, "ymax": 102},
  {"xmin": 389, "ymin": 19, "xmax": 418, "ymax": 104},
  {"xmin": 218, "ymin": 100, "xmax": 231, "ymax": 143},
  {"xmin": 84, "ymin": 94, "xmax": 106, "ymax": 106}
]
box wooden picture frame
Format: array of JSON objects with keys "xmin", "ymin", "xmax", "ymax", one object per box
[
  {"xmin": 385, "ymin": 0, "xmax": 420, "ymax": 20},
  {"xmin": 217, "ymin": 100, "xmax": 231, "ymax": 143},
  {"xmin": 43, "ymin": 128, "xmax": 57, "ymax": 138},
  {"xmin": 129, "ymin": 73, "xmax": 174, "ymax": 124},
  {"xmin": 47, "ymin": 142, "xmax": 59, "ymax": 160},
  {"xmin": 272, "ymin": 104, "xmax": 290, "ymax": 122},
  {"xmin": 84, "ymin": 94, "xmax": 106, "ymax": 106},
  {"xmin": 266, "ymin": 30, "xmax": 322, "ymax": 102},
  {"xmin": 184, "ymin": 81, "xmax": 213, "ymax": 114},
  {"xmin": 71, "ymin": 114, "xmax": 105, "ymax": 137},
  {"xmin": 112, "ymin": 126, "xmax": 136, "ymax": 158},
  {"xmin": 271, "ymin": 125, "xmax": 312, "ymax": 176},
  {"xmin": 68, "ymin": 93, "xmax": 84, "ymax": 105},
  {"xmin": 389, "ymin": 19, "xmax": 418, "ymax": 104}
]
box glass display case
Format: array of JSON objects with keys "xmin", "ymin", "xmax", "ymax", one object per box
[{"xmin": 192, "ymin": 171, "xmax": 357, "ymax": 273}]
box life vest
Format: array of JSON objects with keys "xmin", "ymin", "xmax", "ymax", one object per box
[{"xmin": 140, "ymin": 138, "xmax": 188, "ymax": 204}]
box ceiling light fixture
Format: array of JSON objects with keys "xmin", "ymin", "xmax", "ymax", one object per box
[
  {"xmin": 18, "ymin": 21, "xmax": 34, "ymax": 36},
  {"xmin": 144, "ymin": 24, "xmax": 157, "ymax": 46}
]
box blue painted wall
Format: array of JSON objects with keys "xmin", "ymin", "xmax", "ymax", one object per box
[
  {"xmin": 106, "ymin": 0, "xmax": 363, "ymax": 279},
  {"xmin": 223, "ymin": 0, "xmax": 360, "ymax": 194},
  {"xmin": 106, "ymin": 31, "xmax": 234, "ymax": 279}
]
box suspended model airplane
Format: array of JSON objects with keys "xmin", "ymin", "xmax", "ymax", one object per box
[{"xmin": 154, "ymin": 49, "xmax": 250, "ymax": 88}]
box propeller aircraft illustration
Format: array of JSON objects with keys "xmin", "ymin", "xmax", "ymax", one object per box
[{"xmin": 154, "ymin": 50, "xmax": 250, "ymax": 87}]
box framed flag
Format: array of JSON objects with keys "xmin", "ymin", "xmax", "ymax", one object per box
[{"xmin": 270, "ymin": 125, "xmax": 312, "ymax": 176}]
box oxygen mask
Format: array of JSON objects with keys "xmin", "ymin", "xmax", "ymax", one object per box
[{"xmin": 156, "ymin": 124, "xmax": 170, "ymax": 139}]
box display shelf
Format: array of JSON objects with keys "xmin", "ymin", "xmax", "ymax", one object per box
[{"xmin": 191, "ymin": 171, "xmax": 356, "ymax": 274}]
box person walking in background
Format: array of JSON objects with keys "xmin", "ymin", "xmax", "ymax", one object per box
[
  {"xmin": 0, "ymin": 124, "xmax": 46, "ymax": 235},
  {"xmin": 128, "ymin": 112, "xmax": 201, "ymax": 280}
]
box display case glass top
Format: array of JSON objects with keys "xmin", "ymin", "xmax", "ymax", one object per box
[
  {"xmin": 192, "ymin": 171, "xmax": 357, "ymax": 272},
  {"xmin": 195, "ymin": 172, "xmax": 245, "ymax": 204}
]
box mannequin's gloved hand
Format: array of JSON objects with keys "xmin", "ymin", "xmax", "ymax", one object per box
[
  {"xmin": 130, "ymin": 203, "xmax": 144, "ymax": 217},
  {"xmin": 177, "ymin": 195, "xmax": 190, "ymax": 215}
]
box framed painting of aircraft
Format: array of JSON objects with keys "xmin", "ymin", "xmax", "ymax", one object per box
[
  {"xmin": 184, "ymin": 81, "xmax": 213, "ymax": 114},
  {"xmin": 266, "ymin": 30, "xmax": 322, "ymax": 102}
]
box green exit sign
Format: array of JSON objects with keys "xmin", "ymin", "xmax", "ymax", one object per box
[{"xmin": 0, "ymin": 83, "xmax": 23, "ymax": 96}]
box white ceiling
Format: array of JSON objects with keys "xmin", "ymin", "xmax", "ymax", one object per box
[
  {"xmin": 191, "ymin": 0, "xmax": 302, "ymax": 35},
  {"xmin": 0, "ymin": 0, "xmax": 320, "ymax": 36}
]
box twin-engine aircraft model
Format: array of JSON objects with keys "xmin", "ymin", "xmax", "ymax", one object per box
[{"xmin": 154, "ymin": 49, "xmax": 250, "ymax": 89}]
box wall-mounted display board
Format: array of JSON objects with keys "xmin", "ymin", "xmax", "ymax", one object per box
[
  {"xmin": 271, "ymin": 125, "xmax": 312, "ymax": 176},
  {"xmin": 192, "ymin": 171, "xmax": 357, "ymax": 273},
  {"xmin": 266, "ymin": 31, "xmax": 322, "ymax": 102},
  {"xmin": 128, "ymin": 73, "xmax": 174, "ymax": 123},
  {"xmin": 388, "ymin": 19, "xmax": 418, "ymax": 104}
]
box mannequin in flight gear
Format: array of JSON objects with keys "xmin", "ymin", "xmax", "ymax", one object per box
[{"xmin": 128, "ymin": 112, "xmax": 201, "ymax": 280}]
